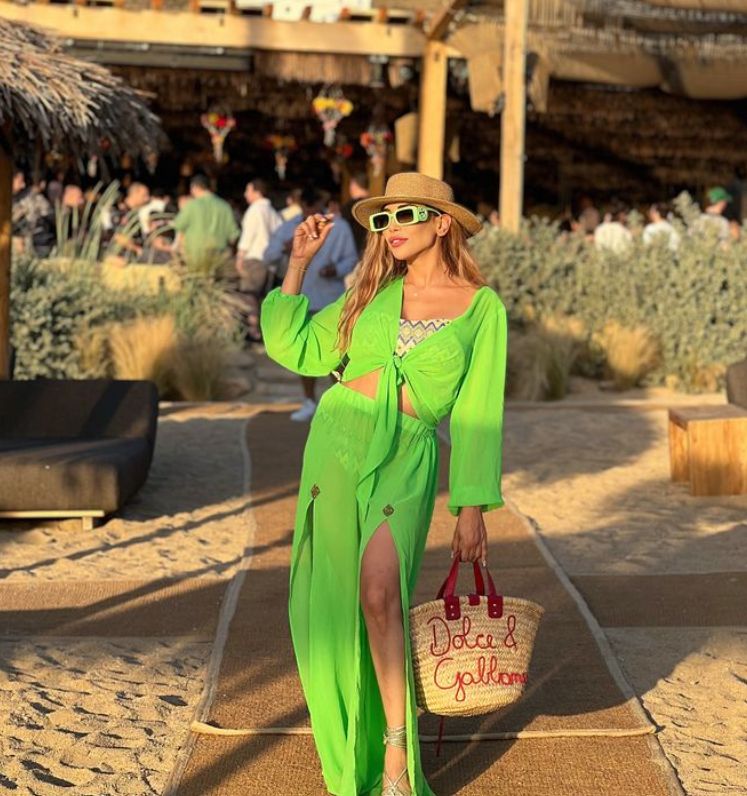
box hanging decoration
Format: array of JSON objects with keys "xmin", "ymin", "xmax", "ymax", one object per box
[
  {"xmin": 312, "ymin": 86, "xmax": 354, "ymax": 147},
  {"xmin": 201, "ymin": 109, "xmax": 237, "ymax": 164},
  {"xmin": 265, "ymin": 134, "xmax": 297, "ymax": 180},
  {"xmin": 335, "ymin": 140, "xmax": 354, "ymax": 161},
  {"xmin": 360, "ymin": 124, "xmax": 393, "ymax": 177}
]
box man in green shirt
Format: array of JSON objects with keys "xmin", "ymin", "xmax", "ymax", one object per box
[{"xmin": 172, "ymin": 174, "xmax": 240, "ymax": 270}]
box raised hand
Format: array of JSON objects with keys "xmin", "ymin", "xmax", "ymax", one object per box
[{"xmin": 290, "ymin": 213, "xmax": 335, "ymax": 267}]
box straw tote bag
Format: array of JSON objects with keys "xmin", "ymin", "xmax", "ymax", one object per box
[{"xmin": 409, "ymin": 559, "xmax": 545, "ymax": 749}]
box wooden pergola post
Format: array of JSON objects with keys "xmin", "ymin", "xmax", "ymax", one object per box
[
  {"xmin": 499, "ymin": 0, "xmax": 528, "ymax": 233},
  {"xmin": 417, "ymin": 40, "xmax": 448, "ymax": 179},
  {"xmin": 417, "ymin": 0, "xmax": 468, "ymax": 179},
  {"xmin": 0, "ymin": 129, "xmax": 11, "ymax": 380}
]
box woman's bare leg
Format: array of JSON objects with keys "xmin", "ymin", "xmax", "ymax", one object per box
[{"xmin": 360, "ymin": 522, "xmax": 411, "ymax": 793}]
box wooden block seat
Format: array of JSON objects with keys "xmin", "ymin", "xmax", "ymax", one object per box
[
  {"xmin": 668, "ymin": 405, "xmax": 747, "ymax": 496},
  {"xmin": 726, "ymin": 357, "xmax": 747, "ymax": 409}
]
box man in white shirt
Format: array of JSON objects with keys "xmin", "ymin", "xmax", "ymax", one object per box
[
  {"xmin": 643, "ymin": 202, "xmax": 680, "ymax": 251},
  {"xmin": 235, "ymin": 179, "xmax": 282, "ymax": 344},
  {"xmin": 236, "ymin": 178, "xmax": 282, "ymax": 269},
  {"xmin": 594, "ymin": 200, "xmax": 633, "ymax": 254}
]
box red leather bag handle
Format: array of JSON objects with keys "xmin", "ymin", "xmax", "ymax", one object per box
[
  {"xmin": 436, "ymin": 558, "xmax": 503, "ymax": 621},
  {"xmin": 436, "ymin": 558, "xmax": 498, "ymax": 599}
]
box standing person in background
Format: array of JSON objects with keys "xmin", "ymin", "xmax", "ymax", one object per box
[
  {"xmin": 341, "ymin": 171, "xmax": 371, "ymax": 257},
  {"xmin": 262, "ymin": 186, "xmax": 358, "ymax": 421},
  {"xmin": 104, "ymin": 182, "xmax": 151, "ymax": 258},
  {"xmin": 171, "ymin": 174, "xmax": 240, "ymax": 270},
  {"xmin": 235, "ymin": 179, "xmax": 283, "ymax": 343},
  {"xmin": 643, "ymin": 202, "xmax": 680, "ymax": 251},
  {"xmin": 61, "ymin": 184, "xmax": 85, "ymax": 214},
  {"xmin": 281, "ymin": 187, "xmax": 303, "ymax": 221},
  {"xmin": 11, "ymin": 170, "xmax": 55, "ymax": 257},
  {"xmin": 236, "ymin": 178, "xmax": 282, "ymax": 271},
  {"xmin": 594, "ymin": 199, "xmax": 633, "ymax": 254},
  {"xmin": 138, "ymin": 187, "xmax": 171, "ymax": 239},
  {"xmin": 577, "ymin": 195, "xmax": 600, "ymax": 240},
  {"xmin": 695, "ymin": 186, "xmax": 732, "ymax": 243}
]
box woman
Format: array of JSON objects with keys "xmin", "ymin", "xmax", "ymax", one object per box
[{"xmin": 260, "ymin": 172, "xmax": 508, "ymax": 796}]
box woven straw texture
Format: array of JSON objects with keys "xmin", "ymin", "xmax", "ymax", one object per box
[{"xmin": 410, "ymin": 594, "xmax": 545, "ymax": 716}]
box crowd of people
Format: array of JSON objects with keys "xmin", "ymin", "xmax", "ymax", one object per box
[
  {"xmin": 11, "ymin": 167, "xmax": 374, "ymax": 420},
  {"xmin": 12, "ymin": 166, "xmax": 742, "ymax": 419},
  {"xmin": 561, "ymin": 185, "xmax": 741, "ymax": 254}
]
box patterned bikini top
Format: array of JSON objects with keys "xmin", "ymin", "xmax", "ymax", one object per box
[{"xmin": 395, "ymin": 317, "xmax": 452, "ymax": 357}]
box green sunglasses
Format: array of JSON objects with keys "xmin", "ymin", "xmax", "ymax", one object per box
[{"xmin": 368, "ymin": 204, "xmax": 442, "ymax": 232}]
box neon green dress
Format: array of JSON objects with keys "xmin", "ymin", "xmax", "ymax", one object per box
[{"xmin": 260, "ymin": 272, "xmax": 507, "ymax": 796}]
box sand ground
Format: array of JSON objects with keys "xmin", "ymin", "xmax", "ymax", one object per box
[
  {"xmin": 0, "ymin": 411, "xmax": 253, "ymax": 795},
  {"xmin": 498, "ymin": 401, "xmax": 747, "ymax": 796}
]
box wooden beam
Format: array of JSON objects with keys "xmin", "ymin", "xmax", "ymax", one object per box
[
  {"xmin": 0, "ymin": 4, "xmax": 427, "ymax": 58},
  {"xmin": 646, "ymin": 0, "xmax": 747, "ymax": 10},
  {"xmin": 0, "ymin": 131, "xmax": 11, "ymax": 380},
  {"xmin": 426, "ymin": 0, "xmax": 468, "ymax": 41},
  {"xmin": 0, "ymin": 510, "xmax": 106, "ymax": 518},
  {"xmin": 0, "ymin": 510, "xmax": 106, "ymax": 530},
  {"xmin": 417, "ymin": 40, "xmax": 448, "ymax": 178},
  {"xmin": 499, "ymin": 0, "xmax": 528, "ymax": 234}
]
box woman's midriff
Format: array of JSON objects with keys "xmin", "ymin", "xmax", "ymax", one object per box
[{"xmin": 340, "ymin": 368, "xmax": 420, "ymax": 419}]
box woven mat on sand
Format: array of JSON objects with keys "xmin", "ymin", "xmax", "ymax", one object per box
[{"xmin": 176, "ymin": 408, "xmax": 682, "ymax": 796}]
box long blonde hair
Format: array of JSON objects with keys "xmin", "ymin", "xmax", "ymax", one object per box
[{"xmin": 334, "ymin": 219, "xmax": 486, "ymax": 354}]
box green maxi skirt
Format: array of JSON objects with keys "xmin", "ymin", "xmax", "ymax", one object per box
[{"xmin": 289, "ymin": 381, "xmax": 440, "ymax": 796}]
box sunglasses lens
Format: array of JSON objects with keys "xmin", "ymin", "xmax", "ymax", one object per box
[
  {"xmin": 395, "ymin": 207, "xmax": 417, "ymax": 225},
  {"xmin": 371, "ymin": 213, "xmax": 389, "ymax": 231}
]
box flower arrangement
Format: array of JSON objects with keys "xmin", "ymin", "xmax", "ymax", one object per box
[
  {"xmin": 335, "ymin": 142, "xmax": 354, "ymax": 160},
  {"xmin": 360, "ymin": 125, "xmax": 393, "ymax": 176},
  {"xmin": 265, "ymin": 134, "xmax": 298, "ymax": 180},
  {"xmin": 200, "ymin": 111, "xmax": 237, "ymax": 164},
  {"xmin": 265, "ymin": 134, "xmax": 297, "ymax": 151},
  {"xmin": 312, "ymin": 88, "xmax": 354, "ymax": 146}
]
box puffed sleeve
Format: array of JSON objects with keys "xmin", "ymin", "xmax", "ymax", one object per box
[
  {"xmin": 259, "ymin": 286, "xmax": 348, "ymax": 377},
  {"xmin": 447, "ymin": 294, "xmax": 508, "ymax": 517}
]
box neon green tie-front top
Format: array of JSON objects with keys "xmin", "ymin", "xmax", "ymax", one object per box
[{"xmin": 260, "ymin": 273, "xmax": 507, "ymax": 522}]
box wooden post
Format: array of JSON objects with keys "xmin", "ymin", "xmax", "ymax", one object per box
[
  {"xmin": 499, "ymin": 0, "xmax": 528, "ymax": 233},
  {"xmin": 0, "ymin": 132, "xmax": 12, "ymax": 380},
  {"xmin": 367, "ymin": 160, "xmax": 386, "ymax": 199},
  {"xmin": 417, "ymin": 40, "xmax": 448, "ymax": 179}
]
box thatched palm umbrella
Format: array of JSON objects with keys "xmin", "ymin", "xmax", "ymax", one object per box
[{"xmin": 0, "ymin": 18, "xmax": 162, "ymax": 378}]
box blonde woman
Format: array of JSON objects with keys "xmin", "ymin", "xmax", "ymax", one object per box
[{"xmin": 260, "ymin": 172, "xmax": 507, "ymax": 796}]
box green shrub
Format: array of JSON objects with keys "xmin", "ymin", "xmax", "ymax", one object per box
[
  {"xmin": 9, "ymin": 257, "xmax": 153, "ymax": 379},
  {"xmin": 472, "ymin": 193, "xmax": 747, "ymax": 393},
  {"xmin": 10, "ymin": 256, "xmax": 244, "ymax": 395}
]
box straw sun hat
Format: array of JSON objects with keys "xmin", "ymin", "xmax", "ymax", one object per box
[{"xmin": 351, "ymin": 172, "xmax": 483, "ymax": 237}]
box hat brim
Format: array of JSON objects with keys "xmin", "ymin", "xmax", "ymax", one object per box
[{"xmin": 351, "ymin": 194, "xmax": 483, "ymax": 237}]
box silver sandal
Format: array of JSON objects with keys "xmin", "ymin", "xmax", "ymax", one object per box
[{"xmin": 382, "ymin": 724, "xmax": 411, "ymax": 795}]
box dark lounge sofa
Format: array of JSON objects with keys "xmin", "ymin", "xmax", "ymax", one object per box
[{"xmin": 0, "ymin": 379, "xmax": 158, "ymax": 528}]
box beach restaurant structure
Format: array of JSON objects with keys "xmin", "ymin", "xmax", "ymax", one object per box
[{"xmin": 4, "ymin": 1, "xmax": 747, "ymax": 228}]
